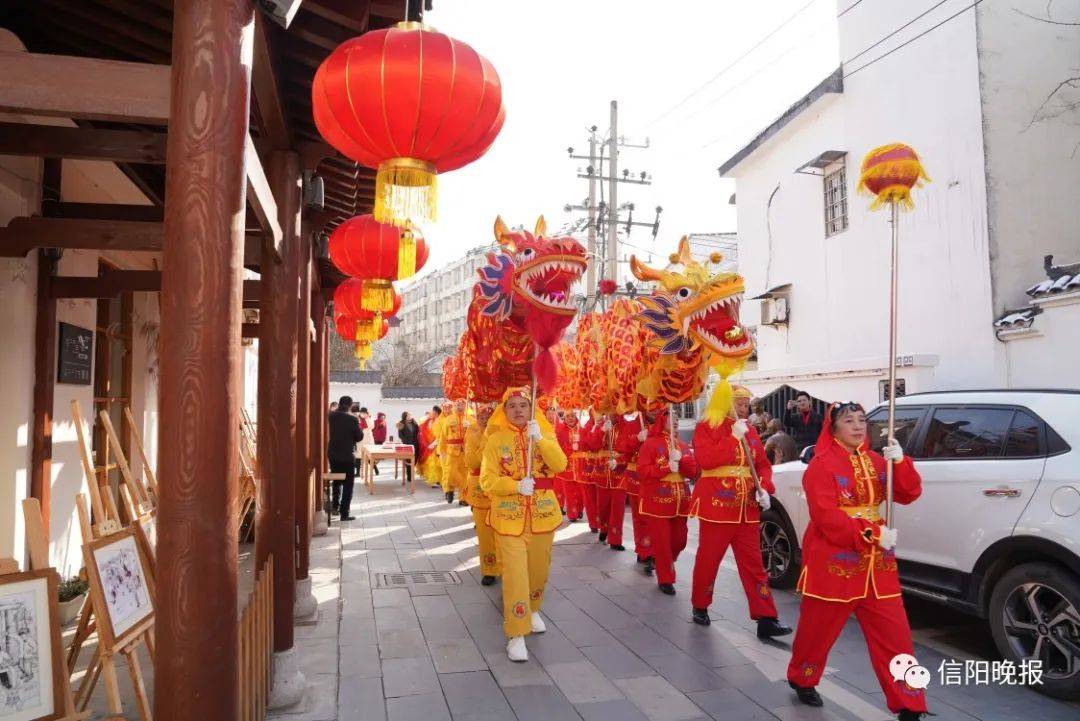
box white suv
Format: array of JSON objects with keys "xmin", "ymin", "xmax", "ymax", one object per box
[{"xmin": 760, "ymin": 389, "xmax": 1080, "ymax": 700}]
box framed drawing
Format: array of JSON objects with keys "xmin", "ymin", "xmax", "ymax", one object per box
[
  {"xmin": 0, "ymin": 568, "xmax": 64, "ymax": 721},
  {"xmin": 83, "ymin": 528, "xmax": 154, "ymax": 650}
]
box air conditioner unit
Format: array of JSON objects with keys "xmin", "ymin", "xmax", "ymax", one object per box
[{"xmin": 760, "ymin": 297, "xmax": 789, "ymax": 326}]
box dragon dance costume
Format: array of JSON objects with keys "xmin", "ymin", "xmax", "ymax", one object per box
[
  {"xmin": 438, "ymin": 405, "xmax": 468, "ymax": 499},
  {"xmin": 786, "ymin": 409, "xmax": 927, "ymax": 715},
  {"xmin": 418, "ymin": 413, "xmax": 443, "ymax": 487},
  {"xmin": 464, "ymin": 406, "xmax": 500, "ymax": 582},
  {"xmin": 610, "ymin": 413, "xmax": 649, "ymax": 558}
]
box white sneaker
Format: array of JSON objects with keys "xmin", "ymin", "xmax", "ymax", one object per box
[
  {"xmin": 530, "ymin": 612, "xmax": 546, "ymax": 634},
  {"xmin": 507, "ymin": 635, "xmax": 528, "ymax": 662}
]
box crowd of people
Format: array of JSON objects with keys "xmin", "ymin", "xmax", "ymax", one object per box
[{"xmin": 326, "ymin": 387, "xmax": 928, "ymax": 720}]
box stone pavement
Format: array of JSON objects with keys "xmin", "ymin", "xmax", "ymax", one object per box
[{"xmin": 267, "ymin": 472, "xmax": 1078, "ymax": 721}]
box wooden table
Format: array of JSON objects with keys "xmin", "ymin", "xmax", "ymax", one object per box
[{"xmin": 360, "ymin": 445, "xmax": 416, "ymax": 495}]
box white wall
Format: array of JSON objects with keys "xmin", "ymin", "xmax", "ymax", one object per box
[
  {"xmin": 730, "ymin": 0, "xmax": 1000, "ymax": 401},
  {"xmin": 1000, "ymin": 297, "xmax": 1080, "ymax": 389},
  {"xmin": 976, "ymin": 0, "xmax": 1080, "ymax": 313},
  {"xmin": 326, "ymin": 381, "xmax": 443, "ymax": 443}
]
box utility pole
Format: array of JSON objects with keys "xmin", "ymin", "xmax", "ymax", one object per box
[{"xmin": 586, "ymin": 131, "xmax": 599, "ymax": 298}]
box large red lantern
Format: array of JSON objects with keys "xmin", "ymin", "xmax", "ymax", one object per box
[
  {"xmin": 329, "ymin": 215, "xmax": 429, "ymax": 308},
  {"xmin": 312, "ymin": 22, "xmax": 505, "ymax": 228},
  {"xmin": 334, "ymin": 278, "xmax": 401, "ymax": 320}
]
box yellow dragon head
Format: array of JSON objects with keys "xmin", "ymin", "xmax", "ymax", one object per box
[{"xmin": 630, "ymin": 236, "xmax": 753, "ymax": 361}]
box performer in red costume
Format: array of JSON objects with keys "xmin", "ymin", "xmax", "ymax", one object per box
[
  {"xmin": 578, "ymin": 412, "xmax": 604, "ymax": 534},
  {"xmin": 547, "ymin": 407, "xmax": 568, "ymax": 512},
  {"xmin": 591, "ymin": 414, "xmax": 616, "ymax": 544},
  {"xmin": 786, "ymin": 402, "xmax": 928, "ymax": 721},
  {"xmin": 636, "ymin": 408, "xmax": 699, "ymax": 594},
  {"xmin": 558, "ymin": 412, "xmax": 585, "ymax": 522},
  {"xmin": 609, "ymin": 413, "xmax": 649, "ymax": 562},
  {"xmin": 690, "ymin": 386, "xmax": 792, "ymax": 638}
]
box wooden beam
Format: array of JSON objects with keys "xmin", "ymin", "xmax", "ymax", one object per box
[
  {"xmin": 53, "ymin": 203, "xmax": 163, "ymax": 222},
  {"xmin": 245, "ymin": 134, "xmax": 284, "ymax": 262},
  {"xmin": 0, "ymin": 122, "xmax": 167, "ymax": 164},
  {"xmin": 241, "ymin": 322, "xmax": 259, "ymax": 339},
  {"xmin": 0, "ymin": 217, "xmax": 163, "ymax": 257},
  {"xmin": 50, "ymin": 270, "xmax": 162, "ymax": 298},
  {"xmin": 252, "ymin": 13, "xmax": 290, "ymax": 150},
  {"xmin": 0, "ymin": 50, "xmax": 170, "ymax": 124}
]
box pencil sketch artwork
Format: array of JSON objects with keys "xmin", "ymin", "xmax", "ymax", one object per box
[
  {"xmin": 0, "ymin": 582, "xmax": 51, "ymax": 720},
  {"xmin": 94, "ymin": 536, "xmax": 152, "ymax": 638},
  {"xmin": 141, "ymin": 515, "xmax": 157, "ymax": 552}
]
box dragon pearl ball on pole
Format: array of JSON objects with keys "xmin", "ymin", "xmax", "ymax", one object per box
[{"xmin": 856, "ymin": 143, "xmax": 930, "ymax": 527}]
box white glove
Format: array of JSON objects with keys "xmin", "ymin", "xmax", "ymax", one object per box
[
  {"xmin": 755, "ymin": 488, "xmax": 771, "ymax": 510},
  {"xmin": 732, "ymin": 419, "xmax": 749, "ymax": 441},
  {"xmin": 526, "ymin": 420, "xmax": 542, "ymax": 441},
  {"xmin": 572, "ymin": 442, "xmax": 579, "ymax": 451},
  {"xmin": 670, "ymin": 448, "xmax": 682, "ymax": 462},
  {"xmin": 878, "ymin": 526, "xmax": 898, "ymax": 551},
  {"xmin": 883, "ymin": 438, "xmax": 904, "ymax": 463},
  {"xmin": 428, "ymin": 441, "xmax": 438, "ymax": 450},
  {"xmin": 602, "ymin": 418, "xmax": 613, "ymax": 433},
  {"xmin": 637, "ymin": 429, "xmax": 647, "ymax": 442},
  {"xmin": 517, "ymin": 476, "xmax": 535, "ymax": 496},
  {"xmin": 668, "ymin": 458, "xmax": 679, "ymax": 473},
  {"xmin": 608, "ymin": 457, "xmax": 617, "ymax": 470}
]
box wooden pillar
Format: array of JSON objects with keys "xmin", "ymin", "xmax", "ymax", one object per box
[
  {"xmin": 309, "ymin": 292, "xmax": 325, "ymax": 530},
  {"xmin": 294, "ymin": 232, "xmax": 311, "ymax": 581},
  {"xmin": 30, "ymin": 160, "xmax": 61, "ymax": 531},
  {"xmin": 255, "ymin": 150, "xmax": 301, "ymax": 651},
  {"xmin": 155, "ymin": 0, "xmax": 252, "ymax": 719}
]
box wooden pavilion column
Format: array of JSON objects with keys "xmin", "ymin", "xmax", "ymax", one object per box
[
  {"xmin": 310, "ymin": 290, "xmax": 327, "ymax": 537},
  {"xmin": 255, "ymin": 149, "xmax": 307, "ymax": 706},
  {"xmin": 155, "ymin": 1, "xmax": 252, "ymax": 719},
  {"xmin": 293, "ymin": 229, "xmax": 315, "ymax": 617}
]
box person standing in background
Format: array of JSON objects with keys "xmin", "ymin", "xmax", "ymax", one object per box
[
  {"xmin": 397, "ymin": 412, "xmax": 421, "ymax": 487},
  {"xmin": 328, "ymin": 395, "xmax": 363, "ymax": 521},
  {"xmin": 418, "ymin": 407, "xmax": 443, "ymax": 487},
  {"xmin": 371, "ymin": 412, "xmax": 388, "ymax": 474},
  {"xmin": 464, "ymin": 402, "xmax": 500, "ymax": 586},
  {"xmin": 748, "ymin": 397, "xmax": 771, "ymax": 436},
  {"xmin": 764, "ymin": 420, "xmax": 798, "ymax": 465},
  {"xmin": 784, "ymin": 392, "xmax": 823, "ymax": 451}
]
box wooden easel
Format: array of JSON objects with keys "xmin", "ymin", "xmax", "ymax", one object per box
[
  {"xmin": 123, "ymin": 404, "xmax": 159, "ymax": 505},
  {"xmin": 98, "ymin": 409, "xmax": 154, "ymax": 516},
  {"xmin": 238, "ymin": 408, "xmax": 259, "ymax": 541},
  {"xmin": 16, "ymin": 498, "xmax": 90, "ymax": 721},
  {"xmin": 69, "ymin": 400, "xmax": 154, "ymax": 719}
]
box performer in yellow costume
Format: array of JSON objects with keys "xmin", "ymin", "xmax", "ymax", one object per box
[
  {"xmin": 419, "ymin": 406, "xmax": 444, "ymax": 488},
  {"xmin": 439, "ymin": 400, "xmax": 469, "ymax": 504},
  {"xmin": 464, "ymin": 402, "xmax": 501, "ymax": 586},
  {"xmin": 480, "ymin": 387, "xmax": 567, "ymax": 662}
]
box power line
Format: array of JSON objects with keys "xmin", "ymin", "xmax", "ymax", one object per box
[
  {"xmin": 844, "ymin": 0, "xmax": 950, "ymax": 66},
  {"xmin": 837, "ymin": 0, "xmax": 867, "ymax": 18},
  {"xmin": 844, "ymin": 0, "xmax": 985, "ymax": 78},
  {"xmin": 648, "ymin": 0, "xmax": 823, "ymax": 128}
]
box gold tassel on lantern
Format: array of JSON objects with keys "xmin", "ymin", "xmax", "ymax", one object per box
[
  {"xmin": 375, "ymin": 158, "xmax": 437, "ymax": 227},
  {"xmin": 361, "ymin": 279, "xmax": 395, "ymax": 313},
  {"xmin": 398, "ymin": 225, "xmax": 418, "ymax": 279},
  {"xmin": 354, "ymin": 341, "xmax": 373, "ymax": 370},
  {"xmin": 354, "ymin": 315, "xmax": 383, "ymax": 343}
]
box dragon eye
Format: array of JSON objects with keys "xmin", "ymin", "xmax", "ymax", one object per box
[
  {"xmin": 675, "ymin": 287, "xmax": 692, "ymax": 301},
  {"xmin": 520, "ymin": 248, "xmax": 536, "ymax": 260}
]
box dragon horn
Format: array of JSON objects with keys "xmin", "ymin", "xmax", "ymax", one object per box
[
  {"xmin": 534, "ymin": 215, "xmax": 547, "ymax": 238},
  {"xmin": 494, "ymin": 216, "xmax": 512, "ymax": 245},
  {"xmin": 630, "ymin": 254, "xmax": 664, "ymax": 283},
  {"xmin": 675, "ymin": 235, "xmax": 694, "ymax": 266}
]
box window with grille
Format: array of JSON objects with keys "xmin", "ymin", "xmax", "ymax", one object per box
[{"xmin": 823, "ymin": 164, "xmax": 848, "ymax": 237}]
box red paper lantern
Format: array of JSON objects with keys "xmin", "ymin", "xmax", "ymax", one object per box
[
  {"xmin": 312, "ymin": 22, "xmax": 505, "ymax": 227},
  {"xmin": 334, "ymin": 278, "xmax": 402, "ymax": 320},
  {"xmin": 329, "ymin": 215, "xmax": 428, "ymax": 310}
]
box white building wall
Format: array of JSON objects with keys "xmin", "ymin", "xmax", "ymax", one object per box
[
  {"xmin": 326, "ymin": 381, "xmax": 442, "ymax": 442},
  {"xmin": 399, "ymin": 247, "xmax": 491, "ymax": 358},
  {"xmin": 731, "ymin": 1, "xmax": 1000, "ymax": 405}
]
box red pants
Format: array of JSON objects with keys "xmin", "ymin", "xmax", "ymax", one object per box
[
  {"xmin": 788, "ymin": 594, "xmax": 928, "ymax": 714},
  {"xmin": 691, "ymin": 521, "xmax": 777, "ymax": 619},
  {"xmin": 581, "ymin": 483, "xmax": 600, "ymax": 531},
  {"xmin": 595, "ymin": 485, "xmax": 614, "ymax": 534},
  {"xmin": 646, "ymin": 515, "xmax": 687, "ymax": 585},
  {"xmin": 609, "ymin": 493, "xmax": 650, "ymax": 558},
  {"xmin": 554, "ymin": 476, "xmax": 567, "ymax": 511},
  {"xmin": 606, "ymin": 489, "xmax": 627, "ymax": 544},
  {"xmin": 564, "ymin": 480, "xmax": 583, "ymax": 521}
]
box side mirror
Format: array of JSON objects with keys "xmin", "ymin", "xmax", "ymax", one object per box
[{"xmin": 799, "ymin": 446, "xmax": 815, "ymax": 464}]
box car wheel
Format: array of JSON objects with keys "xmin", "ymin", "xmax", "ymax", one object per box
[
  {"xmin": 759, "ymin": 508, "xmax": 799, "ymax": 589},
  {"xmin": 989, "ymin": 562, "xmax": 1080, "ymax": 701}
]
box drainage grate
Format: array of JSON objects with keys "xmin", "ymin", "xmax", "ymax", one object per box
[{"xmin": 375, "ymin": 571, "xmax": 461, "ymax": 588}]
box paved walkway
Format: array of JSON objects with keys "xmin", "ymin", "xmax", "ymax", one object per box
[{"xmin": 268, "ymin": 472, "xmax": 1076, "ymax": 721}]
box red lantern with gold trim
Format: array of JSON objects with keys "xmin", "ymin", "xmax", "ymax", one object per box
[
  {"xmin": 312, "ymin": 22, "xmax": 505, "ymax": 229},
  {"xmin": 334, "ymin": 278, "xmax": 402, "ymax": 321},
  {"xmin": 329, "ymin": 215, "xmax": 428, "ymax": 308},
  {"xmin": 353, "ymin": 319, "xmax": 390, "ymax": 370},
  {"xmin": 857, "ymin": 143, "xmax": 930, "ymax": 211}
]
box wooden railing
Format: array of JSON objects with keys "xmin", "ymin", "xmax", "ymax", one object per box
[{"xmin": 239, "ymin": 555, "xmax": 274, "ymax": 721}]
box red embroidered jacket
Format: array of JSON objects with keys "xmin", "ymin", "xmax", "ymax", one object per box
[
  {"xmin": 612, "ymin": 414, "xmax": 645, "ymax": 495},
  {"xmin": 636, "ymin": 413, "xmax": 699, "ymax": 518},
  {"xmin": 579, "ymin": 417, "xmax": 609, "ymax": 487},
  {"xmin": 556, "ymin": 421, "xmax": 582, "ymax": 484},
  {"xmin": 691, "ymin": 419, "xmax": 774, "ymax": 524},
  {"xmin": 798, "ymin": 437, "xmax": 922, "ymax": 602}
]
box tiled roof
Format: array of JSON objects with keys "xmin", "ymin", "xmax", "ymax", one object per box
[
  {"xmin": 383, "ymin": 387, "xmax": 444, "ymax": 399},
  {"xmin": 1026, "ymin": 273, "xmax": 1080, "ymax": 298},
  {"xmin": 993, "ymin": 309, "xmax": 1039, "ymax": 329},
  {"xmin": 330, "ymin": 371, "xmax": 383, "ymax": 384}
]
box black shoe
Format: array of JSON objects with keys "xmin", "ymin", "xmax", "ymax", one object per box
[
  {"xmin": 609, "ymin": 544, "xmax": 626, "ymax": 551},
  {"xmin": 445, "ymin": 491, "xmax": 455, "ymax": 504},
  {"xmin": 692, "ymin": 608, "xmax": 711, "ymax": 626},
  {"xmin": 598, "ymin": 532, "xmax": 607, "ymax": 543},
  {"xmin": 643, "ymin": 558, "xmax": 655, "ymax": 576},
  {"xmin": 636, "ymin": 556, "xmax": 647, "ymax": 564},
  {"xmin": 590, "ymin": 528, "xmax": 599, "ymax": 534},
  {"xmin": 481, "ymin": 575, "xmax": 497, "ymax": 586},
  {"xmin": 568, "ymin": 517, "xmax": 579, "ymax": 523},
  {"xmin": 757, "ymin": 617, "xmax": 793, "ymax": 639},
  {"xmin": 332, "ymin": 502, "xmax": 340, "ymax": 513},
  {"xmin": 897, "ymin": 711, "xmax": 933, "ymax": 721},
  {"xmin": 341, "ymin": 515, "xmax": 356, "ymax": 522},
  {"xmin": 459, "ymin": 500, "xmax": 469, "ymax": 507},
  {"xmin": 788, "ymin": 681, "xmax": 823, "ymax": 707},
  {"xmin": 658, "ymin": 583, "xmax": 676, "ymax": 596}
]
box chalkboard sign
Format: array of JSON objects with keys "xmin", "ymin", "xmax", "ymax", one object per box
[{"xmin": 57, "ymin": 322, "xmax": 94, "ymax": 385}]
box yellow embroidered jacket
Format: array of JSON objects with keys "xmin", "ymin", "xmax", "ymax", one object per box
[
  {"xmin": 463, "ymin": 423, "xmax": 491, "ymax": 509},
  {"xmin": 479, "ymin": 425, "xmax": 567, "ymax": 536}
]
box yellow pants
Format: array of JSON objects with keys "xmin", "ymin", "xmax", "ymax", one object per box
[
  {"xmin": 472, "ymin": 507, "xmax": 501, "ymax": 577},
  {"xmin": 420, "ymin": 455, "xmax": 442, "ymax": 486},
  {"xmin": 441, "ymin": 455, "xmax": 466, "ymax": 494},
  {"xmin": 495, "ymin": 527, "xmax": 554, "ymax": 638}
]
